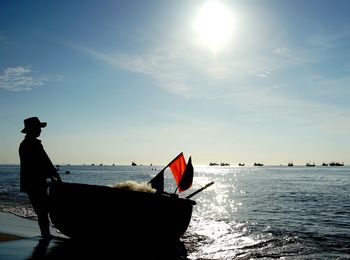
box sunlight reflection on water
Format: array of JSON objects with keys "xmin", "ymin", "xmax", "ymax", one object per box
[
  {"xmin": 186, "ymin": 215, "xmax": 264, "ymax": 259},
  {"xmin": 185, "ymin": 166, "xmax": 350, "ymax": 259},
  {"xmin": 185, "ymin": 166, "xmax": 266, "ymax": 259},
  {"xmin": 191, "ymin": 166, "xmax": 249, "ymax": 220}
]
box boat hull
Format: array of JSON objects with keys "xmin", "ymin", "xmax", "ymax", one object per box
[{"xmin": 48, "ymin": 182, "xmax": 195, "ymax": 243}]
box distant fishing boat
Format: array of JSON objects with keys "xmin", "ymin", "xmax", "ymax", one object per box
[
  {"xmin": 288, "ymin": 162, "xmax": 293, "ymax": 167},
  {"xmin": 220, "ymin": 162, "xmax": 230, "ymax": 166},
  {"xmin": 306, "ymin": 162, "xmax": 315, "ymax": 167},
  {"xmin": 322, "ymin": 163, "xmax": 328, "ymax": 166},
  {"xmin": 209, "ymin": 162, "xmax": 219, "ymax": 166},
  {"xmin": 49, "ymin": 182, "xmax": 195, "ymax": 243},
  {"xmin": 238, "ymin": 163, "xmax": 245, "ymax": 166},
  {"xmin": 329, "ymin": 162, "xmax": 344, "ymax": 166},
  {"xmin": 131, "ymin": 162, "xmax": 137, "ymax": 166},
  {"xmin": 254, "ymin": 163, "xmax": 264, "ymax": 166}
]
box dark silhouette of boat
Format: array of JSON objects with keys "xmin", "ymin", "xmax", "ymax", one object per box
[
  {"xmin": 48, "ymin": 182, "xmax": 195, "ymax": 243},
  {"xmin": 306, "ymin": 162, "xmax": 315, "ymax": 167},
  {"xmin": 238, "ymin": 163, "xmax": 245, "ymax": 166},
  {"xmin": 322, "ymin": 163, "xmax": 328, "ymax": 166},
  {"xmin": 329, "ymin": 162, "xmax": 344, "ymax": 166},
  {"xmin": 131, "ymin": 162, "xmax": 137, "ymax": 166},
  {"xmin": 288, "ymin": 162, "xmax": 293, "ymax": 167},
  {"xmin": 220, "ymin": 162, "xmax": 230, "ymax": 166},
  {"xmin": 254, "ymin": 163, "xmax": 264, "ymax": 166},
  {"xmin": 209, "ymin": 162, "xmax": 219, "ymax": 166}
]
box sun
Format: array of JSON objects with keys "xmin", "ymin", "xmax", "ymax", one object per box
[{"xmin": 192, "ymin": 0, "xmax": 234, "ymax": 54}]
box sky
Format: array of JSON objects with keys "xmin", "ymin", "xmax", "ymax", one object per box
[{"xmin": 0, "ymin": 0, "xmax": 349, "ymax": 165}]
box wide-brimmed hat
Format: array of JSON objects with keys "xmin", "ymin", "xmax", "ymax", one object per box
[{"xmin": 21, "ymin": 117, "xmax": 47, "ymax": 133}]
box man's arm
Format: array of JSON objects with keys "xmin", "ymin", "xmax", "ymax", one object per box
[{"xmin": 39, "ymin": 142, "xmax": 62, "ymax": 182}]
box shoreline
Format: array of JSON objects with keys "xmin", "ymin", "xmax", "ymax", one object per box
[
  {"xmin": 0, "ymin": 233, "xmax": 22, "ymax": 242},
  {"xmin": 0, "ymin": 211, "xmax": 41, "ymax": 239},
  {"xmin": 0, "ymin": 211, "xmax": 64, "ymax": 239}
]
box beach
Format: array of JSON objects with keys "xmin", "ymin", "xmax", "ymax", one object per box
[{"xmin": 0, "ymin": 212, "xmax": 63, "ymax": 259}]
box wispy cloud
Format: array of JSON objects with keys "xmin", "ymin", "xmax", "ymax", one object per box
[
  {"xmin": 307, "ymin": 30, "xmax": 350, "ymax": 49},
  {"xmin": 68, "ymin": 42, "xmax": 193, "ymax": 96},
  {"xmin": 67, "ymin": 38, "xmax": 349, "ymax": 135},
  {"xmin": 274, "ymin": 47, "xmax": 291, "ymax": 55},
  {"xmin": 0, "ymin": 66, "xmax": 46, "ymax": 91},
  {"xmin": 69, "ymin": 41, "xmax": 284, "ymax": 99},
  {"xmin": 251, "ymin": 70, "xmax": 271, "ymax": 78}
]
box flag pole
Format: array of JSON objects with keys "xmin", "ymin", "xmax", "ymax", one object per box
[
  {"xmin": 185, "ymin": 182, "xmax": 214, "ymax": 199},
  {"xmin": 174, "ymin": 185, "xmax": 179, "ymax": 194}
]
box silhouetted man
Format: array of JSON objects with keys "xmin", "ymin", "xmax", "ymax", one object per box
[{"xmin": 19, "ymin": 117, "xmax": 61, "ymax": 240}]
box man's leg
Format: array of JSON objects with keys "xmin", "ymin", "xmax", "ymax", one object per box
[{"xmin": 27, "ymin": 189, "xmax": 51, "ymax": 239}]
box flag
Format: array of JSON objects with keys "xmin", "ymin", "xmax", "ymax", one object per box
[
  {"xmin": 169, "ymin": 152, "xmax": 186, "ymax": 186},
  {"xmin": 149, "ymin": 169, "xmax": 164, "ymax": 192},
  {"xmin": 178, "ymin": 156, "xmax": 193, "ymax": 192},
  {"xmin": 148, "ymin": 152, "xmax": 194, "ymax": 194}
]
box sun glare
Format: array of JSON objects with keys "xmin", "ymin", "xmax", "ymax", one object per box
[{"xmin": 192, "ymin": 0, "xmax": 234, "ymax": 54}]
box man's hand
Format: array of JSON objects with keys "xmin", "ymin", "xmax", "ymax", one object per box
[{"xmin": 51, "ymin": 176, "xmax": 62, "ymax": 183}]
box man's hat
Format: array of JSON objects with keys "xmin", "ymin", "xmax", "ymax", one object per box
[{"xmin": 21, "ymin": 117, "xmax": 47, "ymax": 133}]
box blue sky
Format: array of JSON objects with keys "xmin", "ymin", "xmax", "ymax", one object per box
[{"xmin": 1, "ymin": 0, "xmax": 349, "ymax": 165}]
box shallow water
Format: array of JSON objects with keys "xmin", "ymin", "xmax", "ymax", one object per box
[{"xmin": 1, "ymin": 164, "xmax": 349, "ymax": 259}]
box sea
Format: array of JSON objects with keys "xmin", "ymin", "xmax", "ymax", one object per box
[{"xmin": 0, "ymin": 164, "xmax": 349, "ymax": 259}]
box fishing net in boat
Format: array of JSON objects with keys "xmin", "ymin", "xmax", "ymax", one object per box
[{"xmin": 112, "ymin": 181, "xmax": 156, "ymax": 193}]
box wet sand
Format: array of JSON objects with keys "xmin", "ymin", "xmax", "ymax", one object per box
[
  {"xmin": 0, "ymin": 233, "xmax": 21, "ymax": 242},
  {"xmin": 0, "ymin": 211, "xmax": 189, "ymax": 259},
  {"xmin": 0, "ymin": 211, "xmax": 64, "ymax": 259}
]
